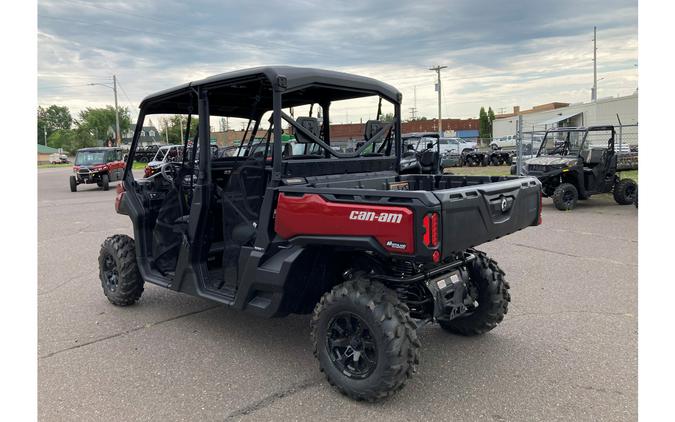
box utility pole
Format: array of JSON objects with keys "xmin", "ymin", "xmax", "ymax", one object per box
[
  {"xmin": 429, "ymin": 65, "xmax": 447, "ymax": 137},
  {"xmin": 179, "ymin": 117, "xmax": 184, "ymax": 141},
  {"xmin": 44, "ymin": 127, "xmax": 47, "ymax": 146},
  {"xmin": 113, "ymin": 75, "xmax": 121, "ymax": 146},
  {"xmin": 592, "ymin": 26, "xmax": 597, "ymax": 101}
]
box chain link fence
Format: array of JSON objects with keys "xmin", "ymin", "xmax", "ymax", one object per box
[{"xmin": 507, "ymin": 119, "xmax": 639, "ymax": 174}]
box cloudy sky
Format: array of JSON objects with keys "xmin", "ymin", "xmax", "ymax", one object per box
[{"xmin": 38, "ymin": 0, "xmax": 638, "ymax": 124}]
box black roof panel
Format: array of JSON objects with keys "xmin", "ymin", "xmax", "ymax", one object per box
[{"xmin": 139, "ymin": 66, "xmax": 401, "ymax": 118}]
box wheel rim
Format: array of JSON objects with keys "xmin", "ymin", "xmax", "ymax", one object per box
[
  {"xmin": 325, "ymin": 312, "xmax": 378, "ymax": 379},
  {"xmin": 563, "ymin": 189, "xmax": 575, "ymax": 206},
  {"xmin": 102, "ymin": 254, "xmax": 119, "ymax": 292},
  {"xmin": 624, "ymin": 184, "xmax": 636, "ymax": 201}
]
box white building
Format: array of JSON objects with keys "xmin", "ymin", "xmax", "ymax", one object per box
[{"xmin": 493, "ymin": 92, "xmax": 638, "ymax": 141}]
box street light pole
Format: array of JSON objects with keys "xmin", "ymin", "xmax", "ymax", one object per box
[
  {"xmin": 88, "ymin": 77, "xmax": 122, "ymax": 146},
  {"xmin": 429, "ymin": 65, "xmax": 447, "ymax": 137},
  {"xmin": 592, "ymin": 26, "xmax": 597, "ymax": 101},
  {"xmin": 113, "ymin": 75, "xmax": 121, "ymax": 146}
]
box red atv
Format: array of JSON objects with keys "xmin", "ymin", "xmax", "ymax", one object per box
[
  {"xmin": 100, "ymin": 67, "xmax": 542, "ymax": 401},
  {"xmin": 70, "ymin": 147, "xmax": 126, "ymax": 192}
]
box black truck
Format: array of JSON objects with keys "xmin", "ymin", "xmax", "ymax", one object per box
[{"xmin": 100, "ymin": 66, "xmax": 542, "ymax": 401}]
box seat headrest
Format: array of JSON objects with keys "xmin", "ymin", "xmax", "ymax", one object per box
[
  {"xmin": 420, "ymin": 150, "xmax": 437, "ymax": 166},
  {"xmin": 295, "ymin": 117, "xmax": 320, "ymax": 143},
  {"xmin": 364, "ymin": 120, "xmax": 387, "ymax": 141}
]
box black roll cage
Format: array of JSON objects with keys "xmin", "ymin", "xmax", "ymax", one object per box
[
  {"xmin": 123, "ymin": 71, "xmax": 404, "ymax": 186},
  {"xmin": 536, "ymin": 125, "xmax": 615, "ymax": 158}
]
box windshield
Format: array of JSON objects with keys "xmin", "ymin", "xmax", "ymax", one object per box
[
  {"xmin": 152, "ymin": 146, "xmax": 182, "ymax": 162},
  {"xmin": 154, "ymin": 148, "xmax": 167, "ymax": 161},
  {"xmin": 538, "ymin": 130, "xmax": 586, "ymax": 156},
  {"xmin": 75, "ymin": 151, "xmax": 106, "ymax": 165}
]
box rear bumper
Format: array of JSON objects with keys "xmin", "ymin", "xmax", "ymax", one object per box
[{"xmin": 371, "ymin": 251, "xmax": 476, "ymax": 285}]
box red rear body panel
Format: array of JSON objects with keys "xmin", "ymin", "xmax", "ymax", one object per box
[{"xmin": 275, "ymin": 193, "xmax": 415, "ymax": 254}]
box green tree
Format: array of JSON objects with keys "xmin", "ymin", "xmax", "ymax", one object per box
[
  {"xmin": 46, "ymin": 129, "xmax": 78, "ymax": 153},
  {"xmin": 159, "ymin": 115, "xmax": 199, "ymax": 144},
  {"xmin": 487, "ymin": 107, "xmax": 496, "ymax": 137},
  {"xmin": 381, "ymin": 113, "xmax": 395, "ymax": 123},
  {"xmin": 479, "ymin": 107, "xmax": 490, "ymax": 139},
  {"xmin": 37, "ymin": 105, "xmax": 73, "ymax": 144},
  {"xmin": 76, "ymin": 106, "xmax": 132, "ymax": 145}
]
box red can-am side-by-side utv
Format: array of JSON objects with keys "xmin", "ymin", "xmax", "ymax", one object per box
[
  {"xmin": 70, "ymin": 147, "xmax": 126, "ymax": 192},
  {"xmin": 100, "ymin": 66, "xmax": 542, "ymax": 401}
]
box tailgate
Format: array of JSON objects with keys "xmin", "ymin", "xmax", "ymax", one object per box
[{"xmin": 433, "ymin": 177, "xmax": 541, "ymax": 255}]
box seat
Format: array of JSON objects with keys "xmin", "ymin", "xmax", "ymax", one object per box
[{"xmin": 419, "ymin": 149, "xmax": 439, "ymax": 173}]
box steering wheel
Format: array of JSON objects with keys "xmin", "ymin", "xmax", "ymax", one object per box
[
  {"xmin": 551, "ymin": 143, "xmax": 566, "ymax": 155},
  {"xmin": 160, "ymin": 162, "xmax": 180, "ymax": 183}
]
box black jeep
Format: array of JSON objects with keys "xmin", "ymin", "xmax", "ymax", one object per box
[
  {"xmin": 99, "ymin": 66, "xmax": 542, "ymax": 401},
  {"xmin": 520, "ymin": 126, "xmax": 637, "ymax": 210}
]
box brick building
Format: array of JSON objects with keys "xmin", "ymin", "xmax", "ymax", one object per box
[
  {"xmin": 212, "ymin": 118, "xmax": 481, "ymax": 147},
  {"xmin": 318, "ymin": 118, "xmax": 480, "ymax": 143}
]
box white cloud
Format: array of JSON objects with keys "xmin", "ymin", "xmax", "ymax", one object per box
[{"xmin": 38, "ymin": 0, "xmax": 638, "ymax": 122}]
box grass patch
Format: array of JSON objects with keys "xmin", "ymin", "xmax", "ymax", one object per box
[
  {"xmin": 448, "ymin": 165, "xmax": 638, "ymax": 182},
  {"xmin": 445, "ymin": 166, "xmax": 511, "ymax": 177},
  {"xmin": 37, "ymin": 163, "xmax": 72, "ymax": 169},
  {"xmin": 617, "ymin": 169, "xmax": 638, "ymax": 182},
  {"xmin": 38, "ymin": 162, "xmax": 149, "ymax": 171}
]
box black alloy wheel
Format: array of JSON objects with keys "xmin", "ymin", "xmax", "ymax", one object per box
[
  {"xmin": 102, "ymin": 254, "xmax": 119, "ymax": 293},
  {"xmin": 325, "ymin": 312, "xmax": 378, "ymax": 379}
]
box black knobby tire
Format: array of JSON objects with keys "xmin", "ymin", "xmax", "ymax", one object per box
[
  {"xmin": 101, "ymin": 174, "xmax": 110, "ymax": 191},
  {"xmin": 613, "ymin": 178, "xmax": 637, "ymax": 205},
  {"xmin": 491, "ymin": 156, "xmax": 500, "ymax": 166},
  {"xmin": 439, "ymin": 250, "xmax": 510, "ymax": 336},
  {"xmin": 98, "ymin": 234, "xmax": 144, "ymax": 306},
  {"xmin": 69, "ymin": 176, "xmax": 77, "ymax": 192},
  {"xmin": 505, "ymin": 155, "xmax": 512, "ymax": 165},
  {"xmin": 552, "ymin": 183, "xmax": 578, "ymax": 211},
  {"xmin": 482, "ymin": 156, "xmax": 490, "ymax": 167},
  {"xmin": 311, "ymin": 277, "xmax": 420, "ymax": 401},
  {"xmin": 634, "ymin": 187, "xmax": 638, "ymax": 208}
]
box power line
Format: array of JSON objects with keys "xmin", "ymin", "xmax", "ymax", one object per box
[
  {"xmin": 40, "ymin": 83, "xmax": 109, "ymax": 89},
  {"xmin": 38, "ymin": 74, "xmax": 112, "ymax": 80},
  {"xmin": 115, "ymin": 79, "xmax": 137, "ymax": 110}
]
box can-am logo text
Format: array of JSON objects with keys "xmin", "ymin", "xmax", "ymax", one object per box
[{"xmin": 349, "ymin": 210, "xmax": 403, "ymax": 224}]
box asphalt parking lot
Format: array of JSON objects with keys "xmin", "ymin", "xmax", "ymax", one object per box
[{"xmin": 38, "ymin": 167, "xmax": 637, "ymax": 421}]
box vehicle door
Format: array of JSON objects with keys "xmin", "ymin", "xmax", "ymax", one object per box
[{"xmin": 110, "ymin": 149, "xmax": 124, "ymax": 181}]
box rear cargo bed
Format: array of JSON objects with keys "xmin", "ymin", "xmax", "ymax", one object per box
[{"xmin": 279, "ymin": 172, "xmax": 541, "ymax": 258}]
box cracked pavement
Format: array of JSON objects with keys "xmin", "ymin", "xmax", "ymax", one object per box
[{"xmin": 38, "ymin": 167, "xmax": 637, "ymax": 421}]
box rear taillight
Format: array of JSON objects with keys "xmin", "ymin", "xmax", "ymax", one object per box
[{"xmin": 422, "ymin": 212, "xmax": 440, "ymax": 248}]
